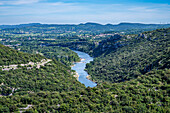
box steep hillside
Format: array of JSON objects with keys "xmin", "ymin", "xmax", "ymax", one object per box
[
  {"xmin": 0, "ymin": 44, "xmax": 45, "ymax": 66},
  {"xmin": 0, "ymin": 45, "xmax": 86, "ymax": 113},
  {"xmin": 18, "ymin": 46, "xmax": 81, "ymax": 66},
  {"xmin": 0, "ymin": 45, "xmax": 85, "ymax": 95},
  {"xmin": 89, "ymin": 34, "xmax": 123, "ymax": 57},
  {"xmin": 1, "ymin": 68, "xmax": 169, "ymax": 112},
  {"xmin": 86, "ymin": 28, "xmax": 170, "ymax": 83}
]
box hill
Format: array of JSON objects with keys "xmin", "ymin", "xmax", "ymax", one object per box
[
  {"xmin": 0, "ymin": 23, "xmax": 41, "ymax": 29},
  {"xmin": 0, "ymin": 44, "xmax": 85, "ymax": 94},
  {"xmin": 86, "ymin": 28, "xmax": 170, "ymax": 83},
  {"xmin": 1, "ymin": 22, "xmax": 170, "ymax": 33},
  {"xmin": 1, "ymin": 65, "xmax": 169, "ymax": 112},
  {"xmin": 19, "ymin": 46, "xmax": 80, "ymax": 66},
  {"xmin": 0, "ymin": 44, "xmax": 45, "ymax": 66}
]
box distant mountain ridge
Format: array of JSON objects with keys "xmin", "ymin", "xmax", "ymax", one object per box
[
  {"xmin": 1, "ymin": 22, "xmax": 170, "ymax": 31},
  {"xmin": 0, "ymin": 23, "xmax": 41, "ymax": 29}
]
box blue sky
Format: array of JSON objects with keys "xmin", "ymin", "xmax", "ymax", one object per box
[{"xmin": 0, "ymin": 0, "xmax": 170, "ymax": 25}]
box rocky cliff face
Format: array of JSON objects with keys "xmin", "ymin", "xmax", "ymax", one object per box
[{"xmin": 91, "ymin": 34, "xmax": 123, "ymax": 57}]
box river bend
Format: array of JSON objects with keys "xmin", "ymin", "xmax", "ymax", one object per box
[{"xmin": 71, "ymin": 50, "xmax": 97, "ymax": 87}]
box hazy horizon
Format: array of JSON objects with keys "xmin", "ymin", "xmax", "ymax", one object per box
[
  {"xmin": 0, "ymin": 0, "xmax": 170, "ymax": 25},
  {"xmin": 1, "ymin": 21, "xmax": 170, "ymax": 26}
]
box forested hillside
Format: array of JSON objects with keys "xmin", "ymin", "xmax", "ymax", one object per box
[
  {"xmin": 0, "ymin": 26, "xmax": 169, "ymax": 112},
  {"xmin": 89, "ymin": 34, "xmax": 123, "ymax": 57},
  {"xmin": 0, "ymin": 45, "xmax": 85, "ymax": 93},
  {"xmin": 0, "ymin": 45, "xmax": 86, "ymax": 112},
  {"xmin": 0, "ymin": 44, "xmax": 45, "ymax": 66},
  {"xmin": 1, "ymin": 66, "xmax": 169, "ymax": 112},
  {"xmin": 19, "ymin": 46, "xmax": 80, "ymax": 66},
  {"xmin": 86, "ymin": 28, "xmax": 170, "ymax": 83}
]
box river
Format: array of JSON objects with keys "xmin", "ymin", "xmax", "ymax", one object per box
[{"xmin": 71, "ymin": 50, "xmax": 97, "ymax": 87}]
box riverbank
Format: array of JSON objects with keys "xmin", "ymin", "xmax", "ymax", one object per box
[
  {"xmin": 73, "ymin": 72, "xmax": 79, "ymax": 80},
  {"xmin": 86, "ymin": 75, "xmax": 91, "ymax": 80},
  {"xmin": 71, "ymin": 50, "xmax": 97, "ymax": 87},
  {"xmin": 86, "ymin": 75, "xmax": 97, "ymax": 83},
  {"xmin": 71, "ymin": 57, "xmax": 85, "ymax": 80}
]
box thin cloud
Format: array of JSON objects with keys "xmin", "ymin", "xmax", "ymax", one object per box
[
  {"xmin": 0, "ymin": 0, "xmax": 40, "ymax": 5},
  {"xmin": 48, "ymin": 2, "xmax": 77, "ymax": 6},
  {"xmin": 0, "ymin": 2, "xmax": 85, "ymax": 16},
  {"xmin": 128, "ymin": 7, "xmax": 157, "ymax": 12},
  {"xmin": 0, "ymin": 1, "xmax": 169, "ymax": 24}
]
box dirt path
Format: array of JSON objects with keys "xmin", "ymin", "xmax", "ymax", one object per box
[
  {"xmin": 0, "ymin": 59, "xmax": 52, "ymax": 71},
  {"xmin": 19, "ymin": 105, "xmax": 33, "ymax": 113}
]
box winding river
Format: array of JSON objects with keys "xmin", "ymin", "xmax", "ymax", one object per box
[{"xmin": 71, "ymin": 50, "xmax": 97, "ymax": 87}]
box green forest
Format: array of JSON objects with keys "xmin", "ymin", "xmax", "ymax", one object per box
[
  {"xmin": 0, "ymin": 44, "xmax": 45, "ymax": 66},
  {"xmin": 19, "ymin": 46, "xmax": 80, "ymax": 66},
  {"xmin": 0, "ymin": 24, "xmax": 169, "ymax": 112},
  {"xmin": 0, "ymin": 68, "xmax": 169, "ymax": 112},
  {"xmin": 86, "ymin": 28, "xmax": 170, "ymax": 83}
]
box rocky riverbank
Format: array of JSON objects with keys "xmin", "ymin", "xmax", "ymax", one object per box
[{"xmin": 73, "ymin": 72, "xmax": 79, "ymax": 80}]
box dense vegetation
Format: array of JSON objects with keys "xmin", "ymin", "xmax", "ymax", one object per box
[
  {"xmin": 0, "ymin": 44, "xmax": 45, "ymax": 66},
  {"xmin": 0, "ymin": 59, "xmax": 85, "ymax": 94},
  {"xmin": 0, "ymin": 24, "xmax": 169, "ymax": 112},
  {"xmin": 19, "ymin": 46, "xmax": 80, "ymax": 66},
  {"xmin": 0, "ymin": 68, "xmax": 169, "ymax": 112},
  {"xmin": 0, "ymin": 45, "xmax": 86, "ymax": 112},
  {"xmin": 86, "ymin": 28, "xmax": 170, "ymax": 83}
]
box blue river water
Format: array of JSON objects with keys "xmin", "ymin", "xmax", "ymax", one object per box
[{"xmin": 71, "ymin": 50, "xmax": 97, "ymax": 87}]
